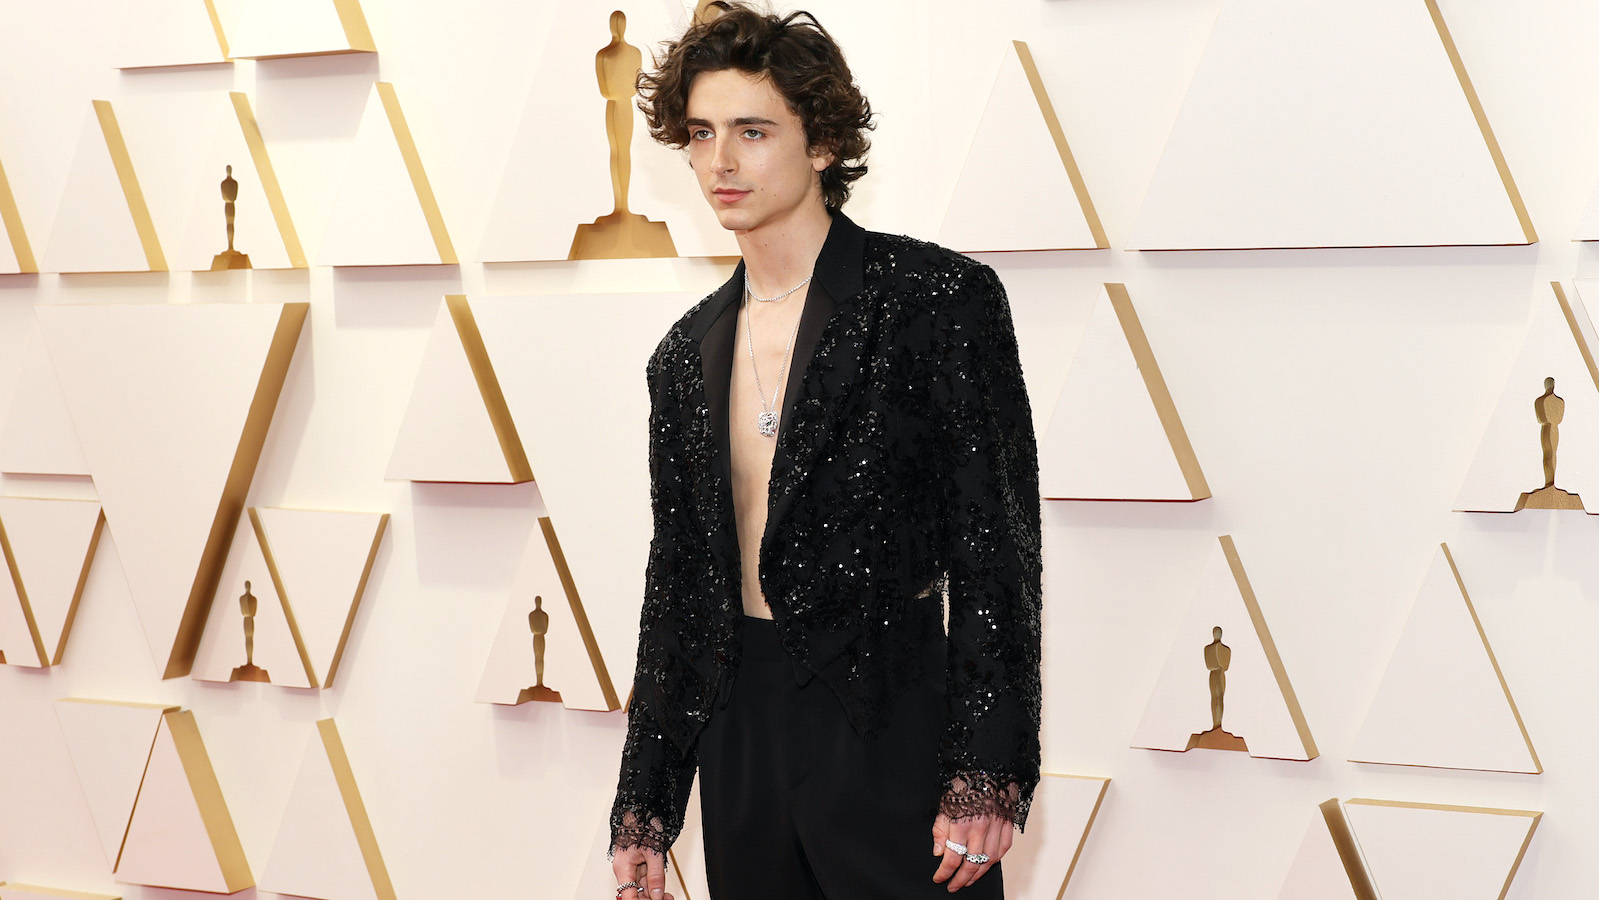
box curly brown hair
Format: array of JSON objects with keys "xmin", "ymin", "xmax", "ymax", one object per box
[{"xmin": 636, "ymin": 2, "xmax": 874, "ymax": 209}]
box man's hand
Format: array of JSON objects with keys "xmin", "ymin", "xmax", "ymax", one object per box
[
  {"xmin": 610, "ymin": 845, "xmax": 674, "ymax": 900},
  {"xmin": 931, "ymin": 813, "xmax": 1013, "ymax": 892}
]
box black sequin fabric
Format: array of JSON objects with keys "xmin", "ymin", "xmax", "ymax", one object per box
[{"xmin": 610, "ymin": 218, "xmax": 1042, "ymax": 856}]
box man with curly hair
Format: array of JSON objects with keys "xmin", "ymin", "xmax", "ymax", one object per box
[{"xmin": 608, "ymin": 4, "xmax": 1041, "ymax": 898}]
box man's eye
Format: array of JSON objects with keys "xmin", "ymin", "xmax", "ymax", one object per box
[
  {"xmin": 691, "ymin": 128, "xmax": 712, "ymax": 140},
  {"xmin": 743, "ymin": 129, "xmax": 764, "ymax": 140}
]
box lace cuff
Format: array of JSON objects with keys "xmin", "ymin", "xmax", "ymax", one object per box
[
  {"xmin": 608, "ymin": 809, "xmax": 671, "ymax": 860},
  {"xmin": 938, "ymin": 771, "xmax": 1028, "ymax": 829}
]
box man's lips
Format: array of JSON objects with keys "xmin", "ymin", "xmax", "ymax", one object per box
[{"xmin": 713, "ymin": 188, "xmax": 751, "ymax": 203}]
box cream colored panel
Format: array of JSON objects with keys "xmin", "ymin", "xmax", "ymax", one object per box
[
  {"xmin": 260, "ymin": 720, "xmax": 395, "ymax": 900},
  {"xmin": 171, "ymin": 95, "xmax": 299, "ymax": 271},
  {"xmin": 1456, "ymin": 282, "xmax": 1599, "ymax": 512},
  {"xmin": 116, "ymin": 0, "xmax": 228, "ymax": 69},
  {"xmin": 937, "ymin": 41, "xmax": 1105, "ymax": 252},
  {"xmin": 118, "ymin": 710, "xmax": 252, "ymax": 892},
  {"xmin": 1577, "ymin": 179, "xmax": 1599, "ymax": 240},
  {"xmin": 191, "ymin": 515, "xmax": 313, "ymax": 688},
  {"xmin": 0, "ymin": 497, "xmax": 104, "ymax": 666},
  {"xmin": 1002, "ymin": 774, "xmax": 1109, "ymax": 900},
  {"xmin": 1040, "ymin": 284, "xmax": 1207, "ymax": 501},
  {"xmin": 1128, "ymin": 0, "xmax": 1532, "ymax": 249},
  {"xmin": 479, "ymin": 3, "xmax": 735, "ymax": 262},
  {"xmin": 0, "ymin": 563, "xmax": 42, "ymax": 666},
  {"xmin": 52, "ymin": 698, "xmax": 178, "ymax": 870},
  {"xmin": 1274, "ymin": 800, "xmax": 1376, "ymax": 900},
  {"xmin": 0, "ymin": 883, "xmax": 122, "ymax": 899},
  {"xmin": 1350, "ymin": 544, "xmax": 1538, "ymax": 773},
  {"xmin": 476, "ymin": 517, "xmax": 619, "ymax": 711},
  {"xmin": 37, "ymin": 302, "xmax": 307, "ymax": 678},
  {"xmin": 0, "ymin": 333, "xmax": 90, "ymax": 476},
  {"xmin": 1132, "ymin": 535, "xmax": 1317, "ymax": 760},
  {"xmin": 0, "ymin": 151, "xmax": 34, "ymax": 274},
  {"xmin": 211, "ymin": 0, "xmax": 374, "ymax": 59},
  {"xmin": 44, "ymin": 105, "xmax": 162, "ymax": 274},
  {"xmin": 386, "ymin": 297, "xmax": 527, "ymax": 484},
  {"xmin": 471, "ymin": 293, "xmax": 699, "ymax": 688},
  {"xmin": 1344, "ymin": 799, "xmax": 1540, "ymax": 900},
  {"xmin": 253, "ymin": 507, "xmax": 387, "ymax": 687},
  {"xmin": 317, "ymin": 83, "xmax": 456, "ymax": 267}
]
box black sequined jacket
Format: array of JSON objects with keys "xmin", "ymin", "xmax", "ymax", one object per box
[{"xmin": 610, "ymin": 212, "xmax": 1042, "ymax": 855}]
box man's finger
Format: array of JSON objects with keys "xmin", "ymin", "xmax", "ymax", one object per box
[
  {"xmin": 968, "ymin": 820, "xmax": 1013, "ymax": 887},
  {"xmin": 946, "ymin": 819, "xmax": 991, "ymax": 893},
  {"xmin": 932, "ymin": 818, "xmax": 970, "ymax": 884},
  {"xmin": 645, "ymin": 850, "xmax": 667, "ymax": 900},
  {"xmin": 932, "ymin": 813, "xmax": 950, "ymax": 857}
]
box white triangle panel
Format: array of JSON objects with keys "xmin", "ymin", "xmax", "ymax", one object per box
[
  {"xmin": 192, "ymin": 515, "xmax": 313, "ymax": 687},
  {"xmin": 1344, "ymin": 799, "xmax": 1539, "ymax": 900},
  {"xmin": 479, "ymin": 2, "xmax": 734, "ymax": 262},
  {"xmin": 1351, "ymin": 545, "xmax": 1538, "ymax": 773},
  {"xmin": 1002, "ymin": 774, "xmax": 1109, "ymax": 900},
  {"xmin": 52, "ymin": 698, "xmax": 178, "ymax": 870},
  {"xmin": 0, "ymin": 333, "xmax": 90, "ymax": 476},
  {"xmin": 1274, "ymin": 802, "xmax": 1367, "ymax": 900},
  {"xmin": 1040, "ymin": 285, "xmax": 1205, "ymax": 500},
  {"xmin": 0, "ymin": 556, "xmax": 43, "ymax": 666},
  {"xmin": 37, "ymin": 301, "xmax": 306, "ymax": 678},
  {"xmin": 937, "ymin": 41, "xmax": 1103, "ymax": 252},
  {"xmin": 117, "ymin": 0, "xmax": 227, "ymax": 69},
  {"xmin": 118, "ymin": 711, "xmax": 252, "ymax": 892},
  {"xmin": 472, "ymin": 293, "xmax": 699, "ymax": 690},
  {"xmin": 1456, "ymin": 282, "xmax": 1599, "ymax": 512},
  {"xmin": 254, "ymin": 507, "xmax": 387, "ymax": 686},
  {"xmin": 1577, "ymin": 179, "xmax": 1599, "ymax": 241},
  {"xmin": 43, "ymin": 107, "xmax": 155, "ymax": 274},
  {"xmin": 387, "ymin": 298, "xmax": 517, "ymax": 483},
  {"xmin": 0, "ymin": 156, "xmax": 26, "ymax": 273},
  {"xmin": 171, "ymin": 96, "xmax": 296, "ymax": 271},
  {"xmin": 1132, "ymin": 536, "xmax": 1316, "ymax": 760},
  {"xmin": 260, "ymin": 720, "xmax": 394, "ymax": 900},
  {"xmin": 212, "ymin": 0, "xmax": 374, "ymax": 59},
  {"xmin": 0, "ymin": 497, "xmax": 104, "ymax": 665},
  {"xmin": 476, "ymin": 519, "xmax": 616, "ymax": 710},
  {"xmin": 1127, "ymin": 0, "xmax": 1531, "ymax": 249},
  {"xmin": 318, "ymin": 83, "xmax": 454, "ymax": 267}
]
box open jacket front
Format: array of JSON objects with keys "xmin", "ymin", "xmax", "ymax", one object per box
[{"xmin": 610, "ymin": 212, "xmax": 1043, "ymax": 854}]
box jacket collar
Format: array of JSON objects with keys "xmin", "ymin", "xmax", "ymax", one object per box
[{"xmin": 686, "ymin": 210, "xmax": 866, "ymax": 344}]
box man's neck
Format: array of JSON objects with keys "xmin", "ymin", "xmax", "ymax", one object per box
[{"xmin": 734, "ymin": 201, "xmax": 833, "ymax": 296}]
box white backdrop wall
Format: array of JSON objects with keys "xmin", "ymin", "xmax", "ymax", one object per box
[{"xmin": 4, "ymin": 0, "xmax": 1599, "ymax": 898}]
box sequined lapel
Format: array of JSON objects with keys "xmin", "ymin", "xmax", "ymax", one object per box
[{"xmin": 762, "ymin": 213, "xmax": 867, "ymax": 550}]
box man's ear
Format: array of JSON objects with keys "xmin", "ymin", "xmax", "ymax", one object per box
[{"xmin": 810, "ymin": 143, "xmax": 835, "ymax": 173}]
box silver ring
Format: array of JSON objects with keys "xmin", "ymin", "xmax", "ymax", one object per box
[
  {"xmin": 616, "ymin": 882, "xmax": 643, "ymax": 897},
  {"xmin": 964, "ymin": 852, "xmax": 991, "ymax": 865},
  {"xmin": 943, "ymin": 839, "xmax": 968, "ymax": 856}
]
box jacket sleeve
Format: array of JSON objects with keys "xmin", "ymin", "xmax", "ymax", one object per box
[
  {"xmin": 608, "ymin": 342, "xmax": 700, "ymax": 856},
  {"xmin": 931, "ymin": 262, "xmax": 1043, "ymax": 830}
]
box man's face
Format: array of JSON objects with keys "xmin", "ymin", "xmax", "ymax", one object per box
[{"xmin": 684, "ymin": 68, "xmax": 832, "ymax": 235}]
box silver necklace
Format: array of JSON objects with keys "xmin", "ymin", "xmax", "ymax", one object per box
[
  {"xmin": 745, "ymin": 271, "xmax": 812, "ymax": 303},
  {"xmin": 744, "ymin": 285, "xmax": 804, "ymax": 437}
]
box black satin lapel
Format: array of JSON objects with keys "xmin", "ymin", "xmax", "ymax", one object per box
[
  {"xmin": 698, "ymin": 273, "xmax": 742, "ymax": 483},
  {"xmin": 763, "ymin": 283, "xmax": 855, "ymax": 550},
  {"xmin": 776, "ymin": 283, "xmax": 834, "ymax": 438}
]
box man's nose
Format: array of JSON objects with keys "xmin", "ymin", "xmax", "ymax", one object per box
[{"xmin": 711, "ymin": 135, "xmax": 736, "ymax": 173}]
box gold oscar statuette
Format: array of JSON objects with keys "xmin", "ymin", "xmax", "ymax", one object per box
[{"xmin": 211, "ymin": 164, "xmax": 252, "ymax": 271}]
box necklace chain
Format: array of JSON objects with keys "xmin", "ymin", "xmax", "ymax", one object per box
[
  {"xmin": 745, "ymin": 271, "xmax": 812, "ymax": 303},
  {"xmin": 744, "ymin": 283, "xmax": 805, "ymax": 438}
]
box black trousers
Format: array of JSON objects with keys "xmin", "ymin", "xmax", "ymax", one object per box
[{"xmin": 696, "ymin": 616, "xmax": 1005, "ymax": 899}]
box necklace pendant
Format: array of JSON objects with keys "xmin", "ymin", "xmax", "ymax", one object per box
[{"xmin": 757, "ymin": 410, "xmax": 779, "ymax": 437}]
